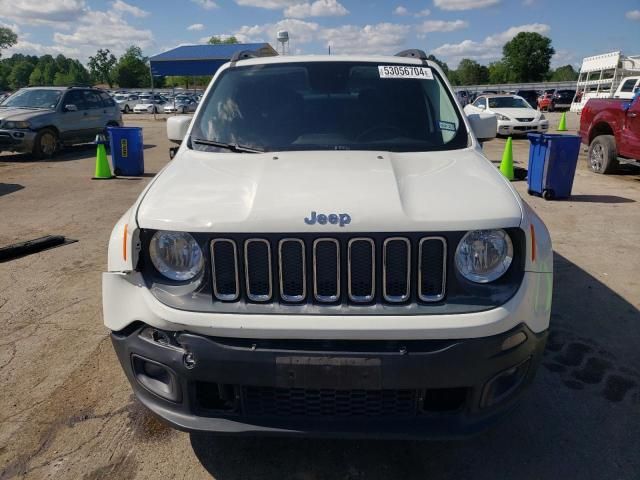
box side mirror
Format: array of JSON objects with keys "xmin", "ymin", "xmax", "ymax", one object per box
[
  {"xmin": 477, "ymin": 104, "xmax": 486, "ymax": 110},
  {"xmin": 467, "ymin": 112, "xmax": 497, "ymax": 142},
  {"xmin": 64, "ymin": 104, "xmax": 78, "ymax": 112},
  {"xmin": 167, "ymin": 115, "xmax": 192, "ymax": 144}
]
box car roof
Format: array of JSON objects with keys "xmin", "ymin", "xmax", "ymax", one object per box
[{"xmin": 232, "ymin": 54, "xmax": 435, "ymax": 68}]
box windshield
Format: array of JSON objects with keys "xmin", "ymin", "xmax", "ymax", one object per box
[
  {"xmin": 488, "ymin": 96, "xmax": 531, "ymax": 109},
  {"xmin": 1, "ymin": 89, "xmax": 62, "ymax": 109},
  {"xmin": 115, "ymin": 95, "xmax": 127, "ymax": 101},
  {"xmin": 191, "ymin": 61, "xmax": 467, "ymax": 153}
]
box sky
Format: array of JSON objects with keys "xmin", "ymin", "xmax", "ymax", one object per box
[{"xmin": 1, "ymin": 0, "xmax": 639, "ymax": 69}]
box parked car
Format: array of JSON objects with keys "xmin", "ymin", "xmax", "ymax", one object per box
[
  {"xmin": 104, "ymin": 50, "xmax": 552, "ymax": 438},
  {"xmin": 613, "ymin": 76, "xmax": 640, "ymax": 99},
  {"xmin": 579, "ymin": 95, "xmax": 640, "ymax": 173},
  {"xmin": 456, "ymin": 89, "xmax": 470, "ymax": 106},
  {"xmin": 538, "ymin": 89, "xmax": 575, "ymax": 111},
  {"xmin": 114, "ymin": 93, "xmax": 140, "ymax": 113},
  {"xmin": 465, "ymin": 94, "xmax": 549, "ymax": 136},
  {"xmin": 0, "ymin": 86, "xmax": 122, "ymax": 159},
  {"xmin": 514, "ymin": 89, "xmax": 539, "ymax": 109},
  {"xmin": 163, "ymin": 96, "xmax": 197, "ymax": 114},
  {"xmin": 133, "ymin": 94, "xmax": 168, "ymax": 113}
]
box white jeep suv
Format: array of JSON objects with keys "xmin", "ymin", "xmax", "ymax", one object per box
[{"xmin": 103, "ymin": 50, "xmax": 552, "ymax": 438}]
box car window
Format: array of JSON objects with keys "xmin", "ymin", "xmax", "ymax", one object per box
[
  {"xmin": 620, "ymin": 79, "xmax": 638, "ymax": 93},
  {"xmin": 488, "ymin": 96, "xmax": 530, "ymax": 109},
  {"xmin": 82, "ymin": 91, "xmax": 103, "ymax": 109},
  {"xmin": 1, "ymin": 89, "xmax": 62, "ymax": 109},
  {"xmin": 473, "ymin": 97, "xmax": 486, "ymax": 108},
  {"xmin": 64, "ymin": 90, "xmax": 88, "ymax": 110},
  {"xmin": 99, "ymin": 91, "xmax": 116, "ymax": 107},
  {"xmin": 191, "ymin": 61, "xmax": 468, "ymax": 153}
]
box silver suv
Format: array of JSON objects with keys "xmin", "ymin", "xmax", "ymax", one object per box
[{"xmin": 0, "ymin": 86, "xmax": 122, "ymax": 159}]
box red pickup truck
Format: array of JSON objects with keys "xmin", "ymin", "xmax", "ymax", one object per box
[{"xmin": 579, "ymin": 96, "xmax": 640, "ymax": 173}]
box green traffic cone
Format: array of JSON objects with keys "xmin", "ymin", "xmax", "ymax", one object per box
[
  {"xmin": 92, "ymin": 143, "xmax": 113, "ymax": 180},
  {"xmin": 499, "ymin": 137, "xmax": 514, "ymax": 181},
  {"xmin": 557, "ymin": 112, "xmax": 567, "ymax": 131}
]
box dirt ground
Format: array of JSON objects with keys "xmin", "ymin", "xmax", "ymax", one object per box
[{"xmin": 1, "ymin": 112, "xmax": 639, "ymax": 480}]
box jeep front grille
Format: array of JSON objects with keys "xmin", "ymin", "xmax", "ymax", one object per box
[{"xmin": 210, "ymin": 235, "xmax": 447, "ymax": 305}]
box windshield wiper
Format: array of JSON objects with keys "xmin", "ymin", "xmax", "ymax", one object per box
[{"xmin": 191, "ymin": 137, "xmax": 264, "ymax": 153}]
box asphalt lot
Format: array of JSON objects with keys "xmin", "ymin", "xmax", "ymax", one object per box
[{"xmin": 1, "ymin": 112, "xmax": 639, "ymax": 480}]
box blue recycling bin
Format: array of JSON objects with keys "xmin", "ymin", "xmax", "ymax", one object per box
[
  {"xmin": 108, "ymin": 126, "xmax": 144, "ymax": 176},
  {"xmin": 527, "ymin": 133, "xmax": 581, "ymax": 200}
]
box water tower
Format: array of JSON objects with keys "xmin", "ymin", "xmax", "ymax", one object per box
[{"xmin": 277, "ymin": 30, "xmax": 289, "ymax": 55}]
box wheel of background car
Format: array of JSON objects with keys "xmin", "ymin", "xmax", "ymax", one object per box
[
  {"xmin": 542, "ymin": 189, "xmax": 555, "ymax": 200},
  {"xmin": 32, "ymin": 128, "xmax": 58, "ymax": 160},
  {"xmin": 356, "ymin": 125, "xmax": 405, "ymax": 142},
  {"xmin": 588, "ymin": 135, "xmax": 619, "ymax": 174},
  {"xmin": 181, "ymin": 106, "xmax": 186, "ymax": 114},
  {"xmin": 124, "ymin": 105, "xmax": 130, "ymax": 113}
]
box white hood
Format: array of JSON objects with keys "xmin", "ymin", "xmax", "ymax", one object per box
[
  {"xmin": 490, "ymin": 107, "xmax": 538, "ymax": 119},
  {"xmin": 137, "ymin": 148, "xmax": 523, "ymax": 232}
]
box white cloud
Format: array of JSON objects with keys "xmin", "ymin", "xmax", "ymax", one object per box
[
  {"xmin": 0, "ymin": 0, "xmax": 87, "ymax": 27},
  {"xmin": 235, "ymin": 0, "xmax": 295, "ymax": 8},
  {"xmin": 192, "ymin": 0, "xmax": 218, "ymax": 10},
  {"xmin": 416, "ymin": 19, "xmax": 468, "ymax": 35},
  {"xmin": 3, "ymin": 39, "xmax": 81, "ymax": 58},
  {"xmin": 111, "ymin": 0, "xmax": 149, "ymax": 17},
  {"xmin": 318, "ymin": 23, "xmax": 411, "ymax": 55},
  {"xmin": 434, "ymin": 0, "xmax": 500, "ymax": 11},
  {"xmin": 626, "ymin": 10, "xmax": 640, "ymax": 20},
  {"xmin": 188, "ymin": 23, "xmax": 205, "ymax": 31},
  {"xmin": 415, "ymin": 8, "xmax": 431, "ymax": 17},
  {"xmin": 551, "ymin": 49, "xmax": 578, "ymax": 69},
  {"xmin": 433, "ymin": 23, "xmax": 550, "ymax": 64},
  {"xmin": 235, "ymin": 18, "xmax": 320, "ymax": 44},
  {"xmin": 284, "ymin": 0, "xmax": 348, "ymax": 18},
  {"xmin": 393, "ymin": 6, "xmax": 409, "ymax": 15},
  {"xmin": 53, "ymin": 8, "xmax": 154, "ymax": 60}
]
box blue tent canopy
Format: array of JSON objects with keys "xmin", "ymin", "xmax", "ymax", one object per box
[{"xmin": 149, "ymin": 43, "xmax": 277, "ymax": 77}]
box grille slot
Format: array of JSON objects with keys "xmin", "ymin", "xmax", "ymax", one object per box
[
  {"xmin": 279, "ymin": 239, "xmax": 306, "ymax": 302},
  {"xmin": 383, "ymin": 238, "xmax": 411, "ymax": 303},
  {"xmin": 244, "ymin": 239, "xmax": 272, "ymax": 302},
  {"xmin": 348, "ymin": 238, "xmax": 375, "ymax": 302},
  {"xmin": 243, "ymin": 386, "xmax": 417, "ymax": 418},
  {"xmin": 418, "ymin": 237, "xmax": 447, "ymax": 302},
  {"xmin": 313, "ymin": 238, "xmax": 340, "ymax": 302},
  {"xmin": 211, "ymin": 239, "xmax": 239, "ymax": 301}
]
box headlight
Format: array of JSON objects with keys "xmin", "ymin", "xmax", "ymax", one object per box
[
  {"xmin": 495, "ymin": 113, "xmax": 511, "ymax": 121},
  {"xmin": 149, "ymin": 231, "xmax": 204, "ymax": 281},
  {"xmin": 4, "ymin": 121, "xmax": 31, "ymax": 129},
  {"xmin": 455, "ymin": 229, "xmax": 513, "ymax": 283}
]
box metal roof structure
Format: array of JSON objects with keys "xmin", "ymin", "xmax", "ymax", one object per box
[{"xmin": 149, "ymin": 43, "xmax": 277, "ymax": 76}]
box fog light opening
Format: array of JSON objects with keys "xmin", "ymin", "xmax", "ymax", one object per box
[
  {"xmin": 501, "ymin": 332, "xmax": 527, "ymax": 351},
  {"xmin": 481, "ymin": 358, "xmax": 531, "ymax": 408},
  {"xmin": 132, "ymin": 355, "xmax": 181, "ymax": 402}
]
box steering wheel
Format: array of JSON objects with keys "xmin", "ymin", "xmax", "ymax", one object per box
[{"xmin": 356, "ymin": 125, "xmax": 404, "ymax": 142}]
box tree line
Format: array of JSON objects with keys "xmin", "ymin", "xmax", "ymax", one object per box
[{"xmin": 429, "ymin": 32, "xmax": 578, "ymax": 86}]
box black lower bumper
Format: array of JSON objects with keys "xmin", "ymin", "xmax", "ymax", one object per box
[{"xmin": 111, "ymin": 323, "xmax": 547, "ymax": 439}]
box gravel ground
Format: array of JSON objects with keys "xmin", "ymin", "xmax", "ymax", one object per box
[{"xmin": 0, "ymin": 112, "xmax": 639, "ymax": 480}]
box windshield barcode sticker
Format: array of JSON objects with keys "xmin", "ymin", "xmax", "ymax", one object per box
[{"xmin": 378, "ymin": 65, "xmax": 433, "ymax": 80}]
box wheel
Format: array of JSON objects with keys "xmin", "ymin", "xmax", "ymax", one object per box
[
  {"xmin": 153, "ymin": 107, "xmax": 158, "ymax": 114},
  {"xmin": 181, "ymin": 106, "xmax": 186, "ymax": 114},
  {"xmin": 548, "ymin": 104, "xmax": 555, "ymax": 112},
  {"xmin": 124, "ymin": 105, "xmax": 130, "ymax": 114},
  {"xmin": 588, "ymin": 135, "xmax": 619, "ymax": 174},
  {"xmin": 527, "ymin": 189, "xmax": 535, "ymax": 196},
  {"xmin": 32, "ymin": 128, "xmax": 58, "ymax": 160},
  {"xmin": 542, "ymin": 189, "xmax": 555, "ymax": 200}
]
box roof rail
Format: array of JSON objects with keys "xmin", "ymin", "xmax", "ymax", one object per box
[
  {"xmin": 230, "ymin": 48, "xmax": 277, "ymax": 65},
  {"xmin": 394, "ymin": 49, "xmax": 428, "ymax": 61}
]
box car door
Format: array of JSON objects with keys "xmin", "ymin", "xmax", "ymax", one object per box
[
  {"xmin": 59, "ymin": 90, "xmax": 89, "ymax": 145},
  {"xmin": 81, "ymin": 90, "xmax": 108, "ymax": 140},
  {"xmin": 620, "ymin": 97, "xmax": 640, "ymax": 159}
]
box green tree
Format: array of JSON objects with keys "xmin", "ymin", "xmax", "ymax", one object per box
[
  {"xmin": 426, "ymin": 54, "xmax": 449, "ymax": 76},
  {"xmin": 488, "ymin": 61, "xmax": 511, "ymax": 84},
  {"xmin": 88, "ymin": 48, "xmax": 117, "ymax": 87},
  {"xmin": 115, "ymin": 46, "xmax": 149, "ymax": 88},
  {"xmin": 455, "ymin": 58, "xmax": 489, "ymax": 85},
  {"xmin": 9, "ymin": 61, "xmax": 34, "ymax": 89},
  {"xmin": 29, "ymin": 66, "xmax": 44, "ymax": 85},
  {"xmin": 208, "ymin": 35, "xmax": 238, "ymax": 44},
  {"xmin": 0, "ymin": 27, "xmax": 17, "ymax": 57},
  {"xmin": 549, "ymin": 64, "xmax": 578, "ymax": 81},
  {"xmin": 502, "ymin": 32, "xmax": 554, "ymax": 82}
]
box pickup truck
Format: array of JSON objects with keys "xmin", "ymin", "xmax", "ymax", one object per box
[
  {"xmin": 579, "ymin": 95, "xmax": 640, "ymax": 173},
  {"xmin": 103, "ymin": 49, "xmax": 553, "ymax": 438}
]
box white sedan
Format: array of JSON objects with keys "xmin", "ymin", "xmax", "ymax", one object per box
[
  {"xmin": 133, "ymin": 94, "xmax": 168, "ymax": 114},
  {"xmin": 464, "ymin": 94, "xmax": 548, "ymax": 136}
]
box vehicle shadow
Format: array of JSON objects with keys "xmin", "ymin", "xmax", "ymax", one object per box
[
  {"xmin": 189, "ymin": 253, "xmax": 640, "ymax": 479},
  {"xmin": 0, "ymin": 183, "xmax": 24, "ymax": 198},
  {"xmin": 567, "ymin": 194, "xmax": 636, "ymax": 203},
  {"xmin": 190, "ymin": 254, "xmax": 640, "ymax": 480}
]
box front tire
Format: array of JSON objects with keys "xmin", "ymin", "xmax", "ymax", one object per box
[
  {"xmin": 588, "ymin": 135, "xmax": 618, "ymax": 174},
  {"xmin": 124, "ymin": 105, "xmax": 131, "ymax": 114},
  {"xmin": 32, "ymin": 128, "xmax": 58, "ymax": 160}
]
